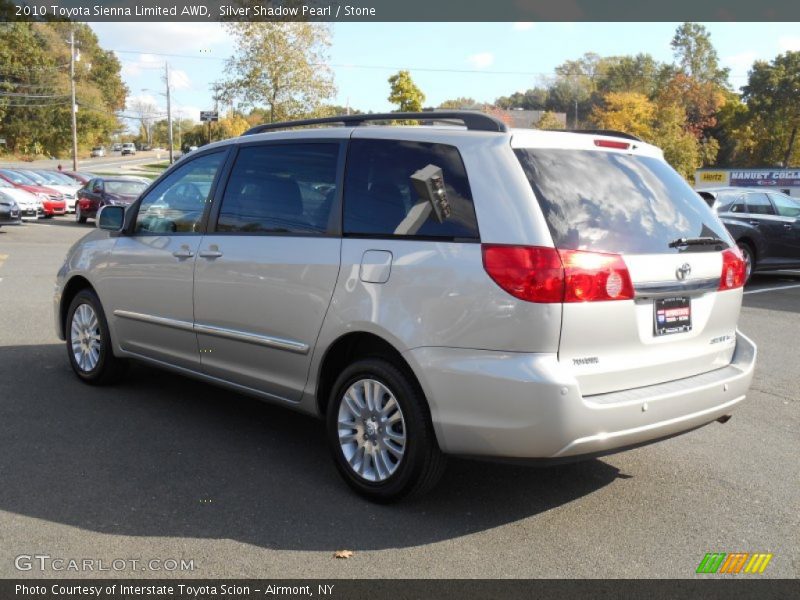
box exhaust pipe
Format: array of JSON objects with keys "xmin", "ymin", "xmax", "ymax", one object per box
[{"xmin": 716, "ymin": 415, "xmax": 732, "ymax": 424}]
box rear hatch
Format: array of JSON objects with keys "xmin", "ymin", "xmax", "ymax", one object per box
[{"xmin": 513, "ymin": 135, "xmax": 744, "ymax": 395}]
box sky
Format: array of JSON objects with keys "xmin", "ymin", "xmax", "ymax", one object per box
[{"xmin": 89, "ymin": 22, "xmax": 800, "ymax": 129}]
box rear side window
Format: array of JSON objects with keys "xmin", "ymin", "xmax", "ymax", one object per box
[
  {"xmin": 745, "ymin": 193, "xmax": 775, "ymax": 215},
  {"xmin": 514, "ymin": 148, "xmax": 731, "ymax": 254},
  {"xmin": 343, "ymin": 139, "xmax": 479, "ymax": 240},
  {"xmin": 217, "ymin": 143, "xmax": 339, "ymax": 234}
]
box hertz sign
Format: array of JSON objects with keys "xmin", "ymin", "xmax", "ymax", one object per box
[{"xmin": 698, "ymin": 171, "xmax": 727, "ymax": 183}]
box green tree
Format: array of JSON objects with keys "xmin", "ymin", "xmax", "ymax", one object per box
[
  {"xmin": 670, "ymin": 23, "xmax": 729, "ymax": 86},
  {"xmin": 742, "ymin": 51, "xmax": 800, "ymax": 166},
  {"xmin": 218, "ymin": 22, "xmax": 336, "ymax": 123},
  {"xmin": 387, "ymin": 70, "xmax": 425, "ymax": 112},
  {"xmin": 596, "ymin": 54, "xmax": 672, "ymax": 98},
  {"xmin": 533, "ymin": 111, "xmax": 565, "ymax": 130},
  {"xmin": 438, "ymin": 97, "xmax": 479, "ymax": 109}
]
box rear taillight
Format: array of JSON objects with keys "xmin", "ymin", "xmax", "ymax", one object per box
[
  {"xmin": 481, "ymin": 245, "xmax": 564, "ymax": 303},
  {"xmin": 481, "ymin": 245, "xmax": 634, "ymax": 303},
  {"xmin": 719, "ymin": 248, "xmax": 746, "ymax": 290},
  {"xmin": 559, "ymin": 249, "xmax": 634, "ymax": 302},
  {"xmin": 594, "ymin": 139, "xmax": 630, "ymax": 150}
]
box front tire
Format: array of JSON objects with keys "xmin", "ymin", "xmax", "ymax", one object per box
[
  {"xmin": 326, "ymin": 358, "xmax": 446, "ymax": 503},
  {"xmin": 75, "ymin": 204, "xmax": 87, "ymax": 224},
  {"xmin": 66, "ymin": 289, "xmax": 128, "ymax": 385}
]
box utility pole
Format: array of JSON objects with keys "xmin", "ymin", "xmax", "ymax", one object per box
[
  {"xmin": 165, "ymin": 63, "xmax": 174, "ymax": 164},
  {"xmin": 69, "ymin": 28, "xmax": 78, "ymax": 171}
]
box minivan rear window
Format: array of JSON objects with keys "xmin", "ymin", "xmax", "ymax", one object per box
[{"xmin": 514, "ymin": 149, "xmax": 731, "ymax": 254}]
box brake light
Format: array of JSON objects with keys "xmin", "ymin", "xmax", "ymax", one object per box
[
  {"xmin": 481, "ymin": 245, "xmax": 634, "ymax": 303},
  {"xmin": 594, "ymin": 139, "xmax": 630, "ymax": 150},
  {"xmin": 719, "ymin": 248, "xmax": 746, "ymax": 290},
  {"xmin": 560, "ymin": 249, "xmax": 634, "ymax": 302}
]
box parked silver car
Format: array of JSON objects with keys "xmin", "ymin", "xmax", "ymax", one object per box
[{"xmin": 54, "ymin": 112, "xmax": 756, "ymax": 502}]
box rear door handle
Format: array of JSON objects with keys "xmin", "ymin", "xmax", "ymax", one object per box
[
  {"xmin": 784, "ymin": 224, "xmax": 793, "ymax": 229},
  {"xmin": 748, "ymin": 220, "xmax": 760, "ymax": 226},
  {"xmin": 199, "ymin": 245, "xmax": 223, "ymax": 259},
  {"xmin": 172, "ymin": 245, "xmax": 194, "ymax": 259}
]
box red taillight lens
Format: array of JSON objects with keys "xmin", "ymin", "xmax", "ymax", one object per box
[
  {"xmin": 559, "ymin": 249, "xmax": 634, "ymax": 302},
  {"xmin": 481, "ymin": 245, "xmax": 564, "ymax": 303},
  {"xmin": 594, "ymin": 139, "xmax": 630, "ymax": 150},
  {"xmin": 719, "ymin": 247, "xmax": 746, "ymax": 290},
  {"xmin": 481, "ymin": 245, "xmax": 634, "ymax": 303}
]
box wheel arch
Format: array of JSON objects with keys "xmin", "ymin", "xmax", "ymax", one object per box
[{"xmin": 59, "ymin": 275, "xmax": 95, "ymax": 338}]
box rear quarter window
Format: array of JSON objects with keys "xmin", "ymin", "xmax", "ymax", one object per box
[
  {"xmin": 514, "ymin": 148, "xmax": 731, "ymax": 254},
  {"xmin": 343, "ymin": 139, "xmax": 479, "ymax": 240}
]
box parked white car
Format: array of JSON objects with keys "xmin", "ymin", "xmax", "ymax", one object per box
[{"xmin": 0, "ymin": 179, "xmax": 41, "ymax": 220}]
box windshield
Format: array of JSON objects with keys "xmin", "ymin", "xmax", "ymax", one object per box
[
  {"xmin": 514, "ymin": 148, "xmax": 732, "ymax": 254},
  {"xmin": 105, "ymin": 181, "xmax": 147, "ymax": 196},
  {"xmin": 18, "ymin": 170, "xmax": 48, "ymax": 185},
  {"xmin": 1, "ymin": 170, "xmax": 35, "ymax": 185}
]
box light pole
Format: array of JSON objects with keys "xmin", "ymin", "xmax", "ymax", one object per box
[{"xmin": 69, "ymin": 27, "xmax": 78, "ymax": 171}]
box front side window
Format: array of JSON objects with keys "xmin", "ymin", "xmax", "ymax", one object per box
[
  {"xmin": 216, "ymin": 143, "xmax": 339, "ymax": 234},
  {"xmin": 768, "ymin": 193, "xmax": 800, "ymax": 218},
  {"xmin": 343, "ymin": 139, "xmax": 479, "ymax": 240},
  {"xmin": 134, "ymin": 152, "xmax": 225, "ymax": 234},
  {"xmin": 745, "ymin": 193, "xmax": 775, "ymax": 216}
]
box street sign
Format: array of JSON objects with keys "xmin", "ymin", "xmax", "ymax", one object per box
[
  {"xmin": 200, "ymin": 111, "xmax": 219, "ymax": 122},
  {"xmin": 0, "ymin": 138, "xmax": 6, "ymax": 145}
]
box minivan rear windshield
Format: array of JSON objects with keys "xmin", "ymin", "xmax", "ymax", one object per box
[{"xmin": 514, "ymin": 148, "xmax": 731, "ymax": 254}]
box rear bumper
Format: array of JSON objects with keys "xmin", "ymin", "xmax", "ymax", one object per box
[{"xmin": 407, "ymin": 331, "xmax": 756, "ymax": 459}]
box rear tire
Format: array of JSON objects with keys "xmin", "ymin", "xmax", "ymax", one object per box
[
  {"xmin": 326, "ymin": 358, "xmax": 446, "ymax": 503},
  {"xmin": 66, "ymin": 289, "xmax": 128, "ymax": 385},
  {"xmin": 737, "ymin": 242, "xmax": 754, "ymax": 284},
  {"xmin": 75, "ymin": 205, "xmax": 87, "ymax": 224}
]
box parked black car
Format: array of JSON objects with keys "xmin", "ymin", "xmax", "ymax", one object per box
[
  {"xmin": 75, "ymin": 177, "xmax": 148, "ymax": 224},
  {"xmin": 0, "ymin": 196, "xmax": 21, "ymax": 228},
  {"xmin": 699, "ymin": 187, "xmax": 800, "ymax": 281}
]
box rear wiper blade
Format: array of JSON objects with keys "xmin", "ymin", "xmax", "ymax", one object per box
[{"xmin": 668, "ymin": 236, "xmax": 723, "ymax": 248}]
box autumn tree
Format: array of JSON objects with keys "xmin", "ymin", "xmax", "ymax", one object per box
[
  {"xmin": 388, "ymin": 70, "xmax": 425, "ymax": 112},
  {"xmin": 533, "ymin": 111, "xmax": 565, "ymax": 130},
  {"xmin": 590, "ymin": 92, "xmax": 655, "ymax": 140},
  {"xmin": 217, "ymin": 22, "xmax": 335, "ymax": 123}
]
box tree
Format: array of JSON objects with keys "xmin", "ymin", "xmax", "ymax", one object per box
[
  {"xmin": 495, "ymin": 87, "xmax": 550, "ymax": 110},
  {"xmin": 670, "ymin": 23, "xmax": 729, "ymax": 86},
  {"xmin": 217, "ymin": 23, "xmax": 335, "ymax": 123},
  {"xmin": 742, "ymin": 51, "xmax": 800, "ymax": 166},
  {"xmin": 128, "ymin": 99, "xmax": 159, "ymax": 146},
  {"xmin": 533, "ymin": 111, "xmax": 565, "ymax": 130},
  {"xmin": 387, "ymin": 70, "xmax": 425, "ymax": 112},
  {"xmin": 590, "ymin": 92, "xmax": 655, "ymax": 140},
  {"xmin": 438, "ymin": 97, "xmax": 478, "ymax": 109},
  {"xmin": 216, "ymin": 111, "xmax": 250, "ymax": 139},
  {"xmin": 596, "ymin": 54, "xmax": 671, "ymax": 98}
]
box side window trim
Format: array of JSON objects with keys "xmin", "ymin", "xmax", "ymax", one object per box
[
  {"xmin": 206, "ymin": 138, "xmax": 347, "ymax": 237},
  {"xmin": 124, "ymin": 148, "xmax": 231, "ymax": 236}
]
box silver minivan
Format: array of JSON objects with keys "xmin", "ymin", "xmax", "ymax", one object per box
[{"xmin": 54, "ymin": 112, "xmax": 756, "ymax": 502}]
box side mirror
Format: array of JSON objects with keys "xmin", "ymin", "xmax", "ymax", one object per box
[{"xmin": 97, "ymin": 205, "xmax": 124, "ymax": 231}]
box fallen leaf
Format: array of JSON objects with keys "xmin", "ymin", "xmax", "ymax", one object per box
[{"xmin": 334, "ymin": 550, "xmax": 354, "ymax": 559}]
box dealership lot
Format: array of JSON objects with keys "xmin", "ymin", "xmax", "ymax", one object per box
[{"xmin": 0, "ymin": 218, "xmax": 797, "ymax": 578}]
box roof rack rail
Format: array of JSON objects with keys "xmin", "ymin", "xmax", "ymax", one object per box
[
  {"xmin": 242, "ymin": 111, "xmax": 508, "ymax": 136},
  {"xmin": 568, "ymin": 129, "xmax": 643, "ymax": 142}
]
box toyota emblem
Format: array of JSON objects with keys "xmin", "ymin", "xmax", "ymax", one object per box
[{"xmin": 676, "ymin": 263, "xmax": 692, "ymax": 281}]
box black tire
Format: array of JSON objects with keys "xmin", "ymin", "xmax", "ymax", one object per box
[
  {"xmin": 75, "ymin": 205, "xmax": 87, "ymax": 224},
  {"xmin": 737, "ymin": 241, "xmax": 755, "ymax": 284},
  {"xmin": 65, "ymin": 289, "xmax": 128, "ymax": 385},
  {"xmin": 326, "ymin": 357, "xmax": 446, "ymax": 503}
]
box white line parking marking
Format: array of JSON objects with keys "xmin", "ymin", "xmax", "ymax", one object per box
[{"xmin": 744, "ymin": 283, "xmax": 800, "ymax": 295}]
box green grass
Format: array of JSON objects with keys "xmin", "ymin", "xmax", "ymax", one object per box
[{"xmin": 140, "ymin": 163, "xmax": 169, "ymax": 171}]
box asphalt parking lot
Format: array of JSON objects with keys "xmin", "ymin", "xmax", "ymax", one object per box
[{"xmin": 0, "ymin": 217, "xmax": 797, "ymax": 579}]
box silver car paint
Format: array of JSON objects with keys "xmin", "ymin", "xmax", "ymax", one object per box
[{"xmin": 55, "ymin": 126, "xmax": 757, "ymax": 461}]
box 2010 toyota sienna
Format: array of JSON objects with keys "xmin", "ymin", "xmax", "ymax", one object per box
[{"xmin": 54, "ymin": 111, "xmax": 756, "ymax": 502}]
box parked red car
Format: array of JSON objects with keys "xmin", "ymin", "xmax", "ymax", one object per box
[
  {"xmin": 0, "ymin": 169, "xmax": 66, "ymax": 217},
  {"xmin": 75, "ymin": 176, "xmax": 148, "ymax": 223}
]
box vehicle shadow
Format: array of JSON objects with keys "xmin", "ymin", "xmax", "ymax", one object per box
[
  {"xmin": 0, "ymin": 343, "xmax": 624, "ymax": 551},
  {"xmin": 31, "ymin": 217, "xmax": 88, "ymax": 228}
]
